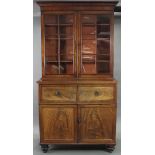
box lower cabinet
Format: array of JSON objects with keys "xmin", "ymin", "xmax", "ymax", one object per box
[{"xmin": 39, "ymin": 104, "xmax": 116, "ymax": 144}]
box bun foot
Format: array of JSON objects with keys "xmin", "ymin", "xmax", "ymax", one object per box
[
  {"xmin": 40, "ymin": 144, "xmax": 49, "ymax": 153},
  {"xmin": 103, "ymin": 145, "xmax": 115, "ymax": 153}
]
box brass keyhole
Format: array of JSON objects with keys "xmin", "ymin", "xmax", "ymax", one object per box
[
  {"xmin": 55, "ymin": 90, "xmax": 61, "ymax": 96},
  {"xmin": 94, "ymin": 91, "xmax": 99, "ymax": 96}
]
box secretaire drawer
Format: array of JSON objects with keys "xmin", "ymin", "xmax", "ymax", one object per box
[
  {"xmin": 78, "ymin": 86, "xmax": 115, "ymax": 102},
  {"xmin": 41, "ymin": 86, "xmax": 76, "ymax": 102}
]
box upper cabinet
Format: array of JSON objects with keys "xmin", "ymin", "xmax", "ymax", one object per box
[{"xmin": 38, "ymin": 2, "xmax": 116, "ymax": 79}]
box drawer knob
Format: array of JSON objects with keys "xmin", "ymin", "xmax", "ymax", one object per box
[
  {"xmin": 55, "ymin": 90, "xmax": 61, "ymax": 96},
  {"xmin": 94, "ymin": 91, "xmax": 99, "ymax": 96}
]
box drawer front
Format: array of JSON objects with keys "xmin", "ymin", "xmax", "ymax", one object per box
[
  {"xmin": 78, "ymin": 86, "xmax": 114, "ymax": 102},
  {"xmin": 41, "ymin": 86, "xmax": 76, "ymax": 102}
]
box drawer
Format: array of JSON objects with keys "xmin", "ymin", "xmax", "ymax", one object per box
[
  {"xmin": 41, "ymin": 86, "xmax": 76, "ymax": 102},
  {"xmin": 78, "ymin": 86, "xmax": 114, "ymax": 102}
]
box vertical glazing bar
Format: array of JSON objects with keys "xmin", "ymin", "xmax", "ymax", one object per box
[
  {"xmin": 77, "ymin": 12, "xmax": 80, "ymax": 77},
  {"xmin": 58, "ymin": 15, "xmax": 61, "ymax": 74},
  {"xmin": 80, "ymin": 14, "xmax": 83, "ymax": 74},
  {"xmin": 73, "ymin": 14, "xmax": 75, "ymax": 75},
  {"xmin": 41, "ymin": 13, "xmax": 45, "ymax": 77},
  {"xmin": 110, "ymin": 14, "xmax": 114, "ymax": 75},
  {"xmin": 95, "ymin": 15, "xmax": 97, "ymax": 74}
]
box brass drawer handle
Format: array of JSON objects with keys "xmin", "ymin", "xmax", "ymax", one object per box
[
  {"xmin": 94, "ymin": 91, "xmax": 99, "ymax": 96},
  {"xmin": 55, "ymin": 90, "xmax": 61, "ymax": 97}
]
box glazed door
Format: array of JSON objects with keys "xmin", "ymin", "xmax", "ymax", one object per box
[
  {"xmin": 43, "ymin": 13, "xmax": 77, "ymax": 77},
  {"xmin": 40, "ymin": 105, "xmax": 77, "ymax": 143},
  {"xmin": 78, "ymin": 105, "xmax": 116, "ymax": 143},
  {"xmin": 79, "ymin": 12, "xmax": 113, "ymax": 77}
]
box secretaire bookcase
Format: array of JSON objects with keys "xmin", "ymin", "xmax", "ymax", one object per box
[{"xmin": 37, "ymin": 0, "xmax": 118, "ymax": 153}]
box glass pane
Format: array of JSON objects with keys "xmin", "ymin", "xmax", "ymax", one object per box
[
  {"xmin": 82, "ymin": 25, "xmax": 96, "ymax": 40},
  {"xmin": 97, "ymin": 25, "xmax": 110, "ymax": 38},
  {"xmin": 45, "ymin": 26, "xmax": 58, "ymax": 38},
  {"xmin": 59, "ymin": 15, "xmax": 74, "ymax": 24},
  {"xmin": 82, "ymin": 25, "xmax": 96, "ymax": 35},
  {"xmin": 81, "ymin": 15, "xmax": 96, "ymax": 24},
  {"xmin": 60, "ymin": 26, "xmax": 73, "ymax": 39},
  {"xmin": 97, "ymin": 54, "xmax": 110, "ymax": 61},
  {"xmin": 44, "ymin": 15, "xmax": 58, "ymax": 25},
  {"xmin": 97, "ymin": 15, "xmax": 110, "ymax": 24},
  {"xmin": 82, "ymin": 54, "xmax": 96, "ymax": 74},
  {"xmin": 82, "ymin": 40, "xmax": 96, "ymax": 54},
  {"xmin": 97, "ymin": 39, "xmax": 110, "ymax": 54},
  {"xmin": 60, "ymin": 62, "xmax": 73, "ymax": 74},
  {"xmin": 45, "ymin": 62, "xmax": 59, "ymax": 75},
  {"xmin": 60, "ymin": 54, "xmax": 73, "ymax": 61},
  {"xmin": 97, "ymin": 62, "xmax": 109, "ymax": 73},
  {"xmin": 82, "ymin": 54, "xmax": 95, "ymax": 62},
  {"xmin": 45, "ymin": 39, "xmax": 58, "ymax": 56},
  {"xmin": 82, "ymin": 63, "xmax": 96, "ymax": 74},
  {"xmin": 46, "ymin": 56, "xmax": 58, "ymax": 62},
  {"xmin": 60, "ymin": 39, "xmax": 73, "ymax": 55}
]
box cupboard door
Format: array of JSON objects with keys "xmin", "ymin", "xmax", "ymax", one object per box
[
  {"xmin": 43, "ymin": 13, "xmax": 76, "ymax": 76},
  {"xmin": 79, "ymin": 13, "xmax": 113, "ymax": 76},
  {"xmin": 40, "ymin": 105, "xmax": 77, "ymax": 143},
  {"xmin": 79, "ymin": 105, "xmax": 116, "ymax": 144}
]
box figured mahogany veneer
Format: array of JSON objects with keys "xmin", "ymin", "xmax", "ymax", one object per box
[
  {"xmin": 78, "ymin": 86, "xmax": 114, "ymax": 102},
  {"xmin": 79, "ymin": 104, "xmax": 116, "ymax": 144},
  {"xmin": 40, "ymin": 104, "xmax": 77, "ymax": 143},
  {"xmin": 36, "ymin": 1, "xmax": 118, "ymax": 153},
  {"xmin": 41, "ymin": 86, "xmax": 76, "ymax": 102}
]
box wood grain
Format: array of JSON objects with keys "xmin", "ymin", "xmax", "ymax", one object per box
[
  {"xmin": 36, "ymin": 1, "xmax": 118, "ymax": 149},
  {"xmin": 40, "ymin": 105, "xmax": 77, "ymax": 143},
  {"xmin": 41, "ymin": 86, "xmax": 76, "ymax": 102},
  {"xmin": 79, "ymin": 105, "xmax": 116, "ymax": 143},
  {"xmin": 78, "ymin": 86, "xmax": 114, "ymax": 101}
]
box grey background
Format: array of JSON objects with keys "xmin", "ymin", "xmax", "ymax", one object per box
[{"xmin": 33, "ymin": 4, "xmax": 121, "ymax": 154}]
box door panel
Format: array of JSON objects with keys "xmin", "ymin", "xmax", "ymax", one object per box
[
  {"xmin": 79, "ymin": 105, "xmax": 116, "ymax": 143},
  {"xmin": 43, "ymin": 13, "xmax": 76, "ymax": 76},
  {"xmin": 79, "ymin": 13, "xmax": 113, "ymax": 76},
  {"xmin": 40, "ymin": 105, "xmax": 77, "ymax": 143}
]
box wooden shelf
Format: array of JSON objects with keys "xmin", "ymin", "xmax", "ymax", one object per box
[
  {"xmin": 82, "ymin": 60, "xmax": 109, "ymax": 63},
  {"xmin": 98, "ymin": 32, "xmax": 110, "ymax": 35},
  {"xmin": 97, "ymin": 24, "xmax": 110, "ymax": 26},
  {"xmin": 82, "ymin": 53, "xmax": 109, "ymax": 55},
  {"xmin": 97, "ymin": 38, "xmax": 110, "ymax": 41},
  {"xmin": 45, "ymin": 37, "xmax": 73, "ymax": 40},
  {"xmin": 82, "ymin": 38, "xmax": 110, "ymax": 41},
  {"xmin": 46, "ymin": 54, "xmax": 74, "ymax": 57},
  {"xmin": 45, "ymin": 24, "xmax": 73, "ymax": 26},
  {"xmin": 47, "ymin": 60, "xmax": 73, "ymax": 63},
  {"xmin": 82, "ymin": 23, "xmax": 110, "ymax": 26},
  {"xmin": 82, "ymin": 33, "xmax": 96, "ymax": 35},
  {"xmin": 97, "ymin": 60, "xmax": 109, "ymax": 62}
]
